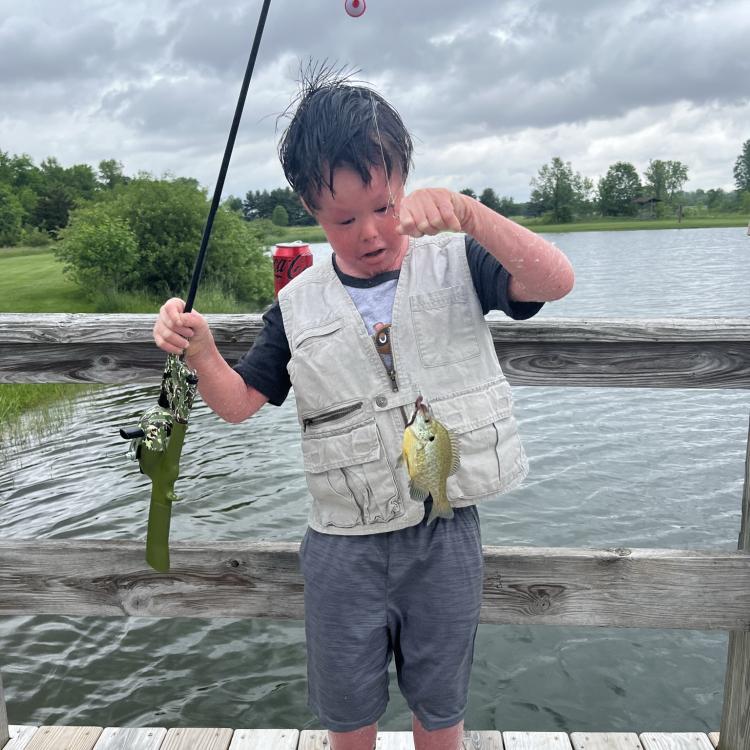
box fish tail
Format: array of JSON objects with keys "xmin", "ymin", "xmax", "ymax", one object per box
[{"xmin": 426, "ymin": 488, "xmax": 454, "ymax": 525}]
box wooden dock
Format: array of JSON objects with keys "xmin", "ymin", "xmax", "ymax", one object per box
[
  {"xmin": 2, "ymin": 314, "xmax": 749, "ymax": 750},
  {"xmin": 0, "ymin": 726, "xmax": 726, "ymax": 750}
]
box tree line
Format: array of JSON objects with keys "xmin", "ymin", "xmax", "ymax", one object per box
[
  {"xmin": 467, "ymin": 140, "xmax": 750, "ymax": 223},
  {"xmin": 1, "ymin": 139, "xmax": 748, "ymax": 248}
]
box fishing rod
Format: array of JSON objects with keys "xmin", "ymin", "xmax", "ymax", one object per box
[{"xmin": 120, "ymin": 0, "xmax": 273, "ymax": 573}]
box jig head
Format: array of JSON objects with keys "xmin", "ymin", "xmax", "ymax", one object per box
[{"xmin": 345, "ymin": 0, "xmax": 366, "ymax": 17}]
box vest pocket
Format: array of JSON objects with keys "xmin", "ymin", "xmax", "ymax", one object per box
[
  {"xmin": 432, "ymin": 380, "xmax": 528, "ymax": 500},
  {"xmin": 410, "ymin": 285, "xmax": 481, "ymax": 367},
  {"xmin": 301, "ymin": 419, "xmax": 403, "ymax": 528}
]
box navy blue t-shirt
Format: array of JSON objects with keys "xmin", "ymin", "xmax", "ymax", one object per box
[{"xmin": 233, "ymin": 235, "xmax": 543, "ymax": 406}]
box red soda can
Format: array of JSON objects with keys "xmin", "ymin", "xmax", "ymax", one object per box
[{"xmin": 273, "ymin": 241, "xmax": 313, "ymax": 296}]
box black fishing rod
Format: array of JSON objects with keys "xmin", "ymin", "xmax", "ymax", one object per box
[{"xmin": 120, "ymin": 0, "xmax": 273, "ymax": 572}]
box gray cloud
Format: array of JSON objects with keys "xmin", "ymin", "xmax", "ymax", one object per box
[{"xmin": 1, "ymin": 0, "xmax": 748, "ymax": 199}]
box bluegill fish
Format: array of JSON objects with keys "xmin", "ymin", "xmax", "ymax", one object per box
[{"xmin": 401, "ymin": 396, "xmax": 461, "ymax": 524}]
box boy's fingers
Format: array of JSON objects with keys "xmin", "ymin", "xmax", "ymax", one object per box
[{"xmin": 437, "ymin": 199, "xmax": 462, "ymax": 232}]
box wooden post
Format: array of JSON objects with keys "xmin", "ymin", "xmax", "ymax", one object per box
[
  {"xmin": 719, "ymin": 416, "xmax": 750, "ymax": 750},
  {"xmin": 0, "ymin": 670, "xmax": 9, "ymax": 748}
]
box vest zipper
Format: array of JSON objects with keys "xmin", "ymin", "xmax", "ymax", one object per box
[
  {"xmin": 386, "ymin": 366, "xmax": 399, "ymax": 392},
  {"xmin": 303, "ymin": 401, "xmax": 363, "ymax": 431}
]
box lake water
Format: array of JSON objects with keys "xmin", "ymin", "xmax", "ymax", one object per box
[{"xmin": 1, "ymin": 227, "xmax": 749, "ymax": 733}]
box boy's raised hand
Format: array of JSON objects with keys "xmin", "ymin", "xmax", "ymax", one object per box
[
  {"xmin": 153, "ymin": 297, "xmax": 213, "ymax": 359},
  {"xmin": 396, "ymin": 188, "xmax": 470, "ymax": 238}
]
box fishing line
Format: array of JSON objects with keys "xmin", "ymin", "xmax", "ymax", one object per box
[
  {"xmin": 183, "ymin": 0, "xmax": 273, "ymax": 313},
  {"xmin": 370, "ymin": 91, "xmax": 400, "ymax": 220}
]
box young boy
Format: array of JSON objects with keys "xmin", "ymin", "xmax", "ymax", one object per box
[{"xmin": 153, "ymin": 73, "xmax": 573, "ymax": 750}]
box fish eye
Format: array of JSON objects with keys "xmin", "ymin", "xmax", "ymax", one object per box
[{"xmin": 429, "ymin": 435, "xmax": 435, "ymax": 441}]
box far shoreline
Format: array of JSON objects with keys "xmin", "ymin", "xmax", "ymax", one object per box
[{"xmin": 260, "ymin": 215, "xmax": 749, "ymax": 244}]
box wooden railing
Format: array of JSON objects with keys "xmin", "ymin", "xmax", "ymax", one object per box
[{"xmin": 1, "ymin": 314, "xmax": 749, "ymax": 749}]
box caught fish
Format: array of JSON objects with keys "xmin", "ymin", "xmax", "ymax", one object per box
[{"xmin": 401, "ymin": 396, "xmax": 460, "ymax": 524}]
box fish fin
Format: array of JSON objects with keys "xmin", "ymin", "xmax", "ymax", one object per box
[
  {"xmin": 409, "ymin": 480, "xmax": 430, "ymax": 503},
  {"xmin": 426, "ymin": 493, "xmax": 454, "ymax": 525},
  {"xmin": 448, "ymin": 431, "xmax": 461, "ymax": 476}
]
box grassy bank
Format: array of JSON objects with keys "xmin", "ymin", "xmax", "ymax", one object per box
[
  {"xmin": 258, "ymin": 224, "xmax": 327, "ymax": 244},
  {"xmin": 0, "ymin": 248, "xmax": 261, "ymax": 441},
  {"xmin": 517, "ymin": 215, "xmax": 749, "ymax": 234}
]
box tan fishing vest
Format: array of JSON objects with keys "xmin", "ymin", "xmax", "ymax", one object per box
[{"xmin": 278, "ymin": 233, "xmax": 528, "ymax": 535}]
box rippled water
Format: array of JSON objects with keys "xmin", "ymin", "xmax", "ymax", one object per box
[{"xmin": 2, "ymin": 227, "xmax": 749, "ymax": 732}]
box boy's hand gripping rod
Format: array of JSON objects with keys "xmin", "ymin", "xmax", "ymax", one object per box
[{"xmin": 119, "ymin": 0, "xmax": 272, "ymax": 573}]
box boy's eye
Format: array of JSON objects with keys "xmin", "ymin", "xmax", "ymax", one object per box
[
  {"xmin": 338, "ymin": 218, "xmax": 355, "ymax": 226},
  {"xmin": 375, "ymin": 205, "xmax": 388, "ymax": 213}
]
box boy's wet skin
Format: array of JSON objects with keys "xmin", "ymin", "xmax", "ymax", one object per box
[{"xmin": 306, "ymin": 166, "xmax": 409, "ymax": 278}]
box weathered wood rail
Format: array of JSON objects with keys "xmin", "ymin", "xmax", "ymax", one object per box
[
  {"xmin": 0, "ymin": 314, "xmax": 749, "ymax": 388},
  {"xmin": 1, "ymin": 314, "xmax": 749, "ymax": 749}
]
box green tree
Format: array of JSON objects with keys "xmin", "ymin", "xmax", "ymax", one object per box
[
  {"xmin": 0, "ymin": 183, "xmax": 24, "ymax": 245},
  {"xmin": 459, "ymin": 188, "xmax": 477, "ymax": 200},
  {"xmin": 222, "ymin": 195, "xmax": 244, "ymax": 213},
  {"xmin": 496, "ymin": 196, "xmax": 517, "ymax": 217},
  {"xmin": 734, "ymin": 139, "xmax": 750, "ymax": 193},
  {"xmin": 56, "ymin": 177, "xmax": 273, "ymax": 308},
  {"xmin": 243, "ymin": 187, "xmax": 315, "ymax": 226},
  {"xmin": 98, "ymin": 159, "xmax": 129, "ymax": 190},
  {"xmin": 530, "ymin": 157, "xmax": 592, "ymax": 223},
  {"xmin": 33, "ymin": 182, "xmax": 76, "ymax": 234},
  {"xmin": 479, "ymin": 188, "xmax": 502, "ymax": 213},
  {"xmin": 271, "ymin": 204, "xmax": 289, "ymax": 226},
  {"xmin": 598, "ymin": 162, "xmax": 641, "ymax": 216},
  {"xmin": 644, "ymin": 159, "xmax": 689, "ymax": 205}
]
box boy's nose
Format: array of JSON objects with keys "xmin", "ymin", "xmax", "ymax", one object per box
[{"xmin": 359, "ymin": 216, "xmax": 378, "ymax": 243}]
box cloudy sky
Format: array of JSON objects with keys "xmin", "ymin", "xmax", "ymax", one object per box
[{"xmin": 2, "ymin": 0, "xmax": 749, "ymax": 201}]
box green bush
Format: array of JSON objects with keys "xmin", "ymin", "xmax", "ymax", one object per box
[
  {"xmin": 56, "ymin": 206, "xmax": 138, "ymax": 291},
  {"xmin": 20, "ymin": 226, "xmax": 53, "ymax": 246},
  {"xmin": 272, "ymin": 204, "xmax": 289, "ymax": 226},
  {"xmin": 55, "ymin": 178, "xmax": 274, "ymax": 309}
]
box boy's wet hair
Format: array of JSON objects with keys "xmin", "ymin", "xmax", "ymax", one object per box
[{"xmin": 278, "ymin": 61, "xmax": 413, "ymax": 211}]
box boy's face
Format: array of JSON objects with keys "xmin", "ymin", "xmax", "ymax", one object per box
[{"xmin": 310, "ymin": 165, "xmax": 409, "ymax": 278}]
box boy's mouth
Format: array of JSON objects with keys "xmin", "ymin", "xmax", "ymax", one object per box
[{"xmin": 363, "ymin": 247, "xmax": 386, "ymax": 259}]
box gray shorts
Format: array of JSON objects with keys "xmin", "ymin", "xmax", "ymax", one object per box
[{"xmin": 298, "ymin": 501, "xmax": 483, "ymax": 732}]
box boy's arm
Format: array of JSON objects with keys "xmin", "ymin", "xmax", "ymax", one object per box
[
  {"xmin": 153, "ymin": 298, "xmax": 268, "ymax": 423},
  {"xmin": 398, "ymin": 189, "xmax": 574, "ymax": 302},
  {"xmin": 185, "ymin": 342, "xmax": 269, "ymax": 424}
]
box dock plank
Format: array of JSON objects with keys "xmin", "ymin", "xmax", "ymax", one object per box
[
  {"xmin": 228, "ymin": 729, "xmax": 299, "ymax": 749},
  {"xmin": 639, "ymin": 734, "xmax": 713, "ymax": 750},
  {"xmin": 504, "ymin": 732, "xmax": 572, "ymax": 749},
  {"xmin": 297, "ymin": 731, "xmax": 328, "ymax": 749},
  {"xmin": 92, "ymin": 727, "xmax": 167, "ymax": 749},
  {"xmin": 159, "ymin": 728, "xmax": 233, "ymax": 750},
  {"xmin": 375, "ymin": 734, "xmax": 414, "ymax": 749},
  {"xmin": 21, "ymin": 726, "xmax": 102, "ymax": 750},
  {"xmin": 570, "ymin": 733, "xmax": 644, "ymax": 749},
  {"xmin": 2, "ymin": 726, "xmax": 39, "ymax": 750},
  {"xmin": 460, "ymin": 731, "xmax": 504, "ymax": 749}
]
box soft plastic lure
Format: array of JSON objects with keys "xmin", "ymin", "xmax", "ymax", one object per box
[{"xmin": 345, "ymin": 0, "xmax": 366, "ymax": 17}]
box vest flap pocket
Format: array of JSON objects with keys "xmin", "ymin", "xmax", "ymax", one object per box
[
  {"xmin": 431, "ymin": 380, "xmax": 512, "ymax": 434},
  {"xmin": 292, "ymin": 318, "xmax": 344, "ymax": 350},
  {"xmin": 302, "ymin": 419, "xmax": 381, "ymax": 473}
]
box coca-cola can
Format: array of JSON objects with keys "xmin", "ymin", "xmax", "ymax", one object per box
[{"xmin": 273, "ymin": 241, "xmax": 313, "ymax": 296}]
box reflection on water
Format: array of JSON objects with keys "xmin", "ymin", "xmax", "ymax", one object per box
[{"xmin": 1, "ymin": 227, "xmax": 749, "ymax": 732}]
